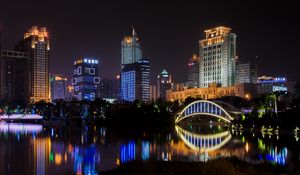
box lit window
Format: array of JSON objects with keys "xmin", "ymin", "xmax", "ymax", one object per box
[
  {"xmin": 94, "ymin": 77, "xmax": 100, "ymax": 84},
  {"xmin": 89, "ymin": 68, "xmax": 95, "ymax": 75}
]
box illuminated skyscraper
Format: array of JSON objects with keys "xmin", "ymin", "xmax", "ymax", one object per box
[
  {"xmin": 186, "ymin": 54, "xmax": 200, "ymax": 88},
  {"xmin": 72, "ymin": 58, "xmax": 100, "ymax": 101},
  {"xmin": 15, "ymin": 26, "xmax": 50, "ymax": 103},
  {"xmin": 50, "ymin": 74, "xmax": 67, "ymax": 102},
  {"xmin": 157, "ymin": 69, "xmax": 172, "ymax": 100},
  {"xmin": 121, "ymin": 28, "xmax": 142, "ymax": 69},
  {"xmin": 199, "ymin": 26, "xmax": 236, "ymax": 87},
  {"xmin": 121, "ymin": 59, "xmax": 150, "ymax": 102}
]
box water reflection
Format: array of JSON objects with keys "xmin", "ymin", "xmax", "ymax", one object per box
[
  {"xmin": 175, "ymin": 125, "xmax": 231, "ymax": 152},
  {"xmin": 0, "ymin": 123, "xmax": 42, "ymax": 134},
  {"xmin": 0, "ymin": 123, "xmax": 299, "ymax": 174}
]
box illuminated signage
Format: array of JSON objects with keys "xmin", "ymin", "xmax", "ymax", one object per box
[{"xmin": 272, "ymin": 86, "xmax": 287, "ymax": 92}]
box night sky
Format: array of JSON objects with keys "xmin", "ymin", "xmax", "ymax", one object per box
[{"xmin": 0, "ymin": 0, "xmax": 299, "ymax": 83}]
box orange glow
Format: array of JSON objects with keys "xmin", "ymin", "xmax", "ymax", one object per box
[
  {"xmin": 116, "ymin": 158, "xmax": 120, "ymax": 165},
  {"xmin": 55, "ymin": 154, "xmax": 62, "ymax": 165},
  {"xmin": 245, "ymin": 142, "xmax": 249, "ymax": 152},
  {"xmin": 123, "ymin": 36, "xmax": 133, "ymax": 43},
  {"xmin": 24, "ymin": 26, "xmax": 49, "ymax": 42}
]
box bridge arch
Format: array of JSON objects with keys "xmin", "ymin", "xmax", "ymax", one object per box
[{"xmin": 175, "ymin": 100, "xmax": 234, "ymax": 124}]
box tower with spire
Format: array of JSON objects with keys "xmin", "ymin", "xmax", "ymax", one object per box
[{"xmin": 121, "ymin": 27, "xmax": 142, "ymax": 69}]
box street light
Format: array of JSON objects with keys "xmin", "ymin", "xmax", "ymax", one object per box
[{"xmin": 245, "ymin": 94, "xmax": 250, "ymax": 100}]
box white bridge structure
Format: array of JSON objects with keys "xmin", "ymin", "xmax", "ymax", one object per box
[
  {"xmin": 0, "ymin": 114, "xmax": 43, "ymax": 121},
  {"xmin": 175, "ymin": 100, "xmax": 239, "ymax": 124},
  {"xmin": 175, "ymin": 125, "xmax": 231, "ymax": 152}
]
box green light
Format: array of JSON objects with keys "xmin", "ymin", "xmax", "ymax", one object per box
[
  {"xmin": 49, "ymin": 152, "xmax": 54, "ymax": 162},
  {"xmin": 242, "ymin": 136, "xmax": 245, "ymax": 143},
  {"xmin": 241, "ymin": 114, "xmax": 246, "ymax": 121}
]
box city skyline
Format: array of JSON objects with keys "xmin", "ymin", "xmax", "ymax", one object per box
[{"xmin": 0, "ymin": 0, "xmax": 299, "ymax": 84}]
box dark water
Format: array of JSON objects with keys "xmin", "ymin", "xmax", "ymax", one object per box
[{"xmin": 0, "ymin": 122, "xmax": 299, "ymax": 175}]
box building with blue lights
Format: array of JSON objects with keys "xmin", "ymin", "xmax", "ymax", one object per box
[
  {"xmin": 120, "ymin": 59, "xmax": 150, "ymax": 102},
  {"xmin": 157, "ymin": 69, "xmax": 172, "ymax": 100},
  {"xmin": 72, "ymin": 58, "xmax": 100, "ymax": 101},
  {"xmin": 121, "ymin": 28, "xmax": 142, "ymax": 69}
]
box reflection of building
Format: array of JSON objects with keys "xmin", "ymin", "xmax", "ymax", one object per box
[
  {"xmin": 15, "ymin": 26, "xmax": 50, "ymax": 103},
  {"xmin": 236, "ymin": 57, "xmax": 257, "ymax": 84},
  {"xmin": 50, "ymin": 74, "xmax": 67, "ymax": 102},
  {"xmin": 120, "ymin": 59, "xmax": 150, "ymax": 102},
  {"xmin": 120, "ymin": 141, "xmax": 136, "ymax": 163},
  {"xmin": 0, "ymin": 50, "xmax": 30, "ymax": 105},
  {"xmin": 257, "ymin": 76, "xmax": 295, "ymax": 94},
  {"xmin": 186, "ymin": 54, "xmax": 199, "ymax": 88},
  {"xmin": 166, "ymin": 83, "xmax": 257, "ymax": 102},
  {"xmin": 33, "ymin": 138, "xmax": 50, "ymax": 175},
  {"xmin": 199, "ymin": 26, "xmax": 236, "ymax": 87},
  {"xmin": 157, "ymin": 69, "xmax": 172, "ymax": 100},
  {"xmin": 72, "ymin": 58, "xmax": 100, "ymax": 101},
  {"xmin": 121, "ymin": 28, "xmax": 142, "ymax": 69}
]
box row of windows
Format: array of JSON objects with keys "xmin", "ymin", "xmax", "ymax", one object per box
[
  {"xmin": 203, "ymin": 44, "xmax": 222, "ymax": 51},
  {"xmin": 203, "ymin": 55, "xmax": 222, "ymax": 61}
]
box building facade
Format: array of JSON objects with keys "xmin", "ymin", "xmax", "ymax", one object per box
[
  {"xmin": 72, "ymin": 58, "xmax": 100, "ymax": 101},
  {"xmin": 15, "ymin": 26, "xmax": 50, "ymax": 103},
  {"xmin": 157, "ymin": 69, "xmax": 172, "ymax": 100},
  {"xmin": 236, "ymin": 57, "xmax": 257, "ymax": 84},
  {"xmin": 186, "ymin": 54, "xmax": 199, "ymax": 88},
  {"xmin": 99, "ymin": 78, "xmax": 118, "ymax": 99},
  {"xmin": 150, "ymin": 85, "xmax": 157, "ymax": 101},
  {"xmin": 120, "ymin": 59, "xmax": 150, "ymax": 102},
  {"xmin": 50, "ymin": 74, "xmax": 67, "ymax": 102},
  {"xmin": 257, "ymin": 76, "xmax": 295, "ymax": 94},
  {"xmin": 121, "ymin": 28, "xmax": 142, "ymax": 69},
  {"xmin": 199, "ymin": 26, "xmax": 236, "ymax": 87},
  {"xmin": 166, "ymin": 83, "xmax": 257, "ymax": 102},
  {"xmin": 0, "ymin": 50, "xmax": 30, "ymax": 105}
]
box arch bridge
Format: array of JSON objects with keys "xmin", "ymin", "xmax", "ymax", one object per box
[{"xmin": 175, "ymin": 100, "xmax": 237, "ymax": 124}]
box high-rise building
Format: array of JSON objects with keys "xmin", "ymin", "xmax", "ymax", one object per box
[
  {"xmin": 150, "ymin": 85, "xmax": 157, "ymax": 101},
  {"xmin": 65, "ymin": 85, "xmax": 74, "ymax": 101},
  {"xmin": 186, "ymin": 54, "xmax": 200, "ymax": 88},
  {"xmin": 121, "ymin": 28, "xmax": 142, "ymax": 69},
  {"xmin": 99, "ymin": 78, "xmax": 117, "ymax": 99},
  {"xmin": 157, "ymin": 69, "xmax": 172, "ymax": 100},
  {"xmin": 199, "ymin": 26, "xmax": 236, "ymax": 87},
  {"xmin": 50, "ymin": 74, "xmax": 67, "ymax": 102},
  {"xmin": 15, "ymin": 26, "xmax": 50, "ymax": 103},
  {"xmin": 115, "ymin": 74, "xmax": 121, "ymax": 101},
  {"xmin": 0, "ymin": 50, "xmax": 30, "ymax": 105},
  {"xmin": 72, "ymin": 58, "xmax": 100, "ymax": 101},
  {"xmin": 236, "ymin": 57, "xmax": 258, "ymax": 84},
  {"xmin": 120, "ymin": 59, "xmax": 150, "ymax": 102}
]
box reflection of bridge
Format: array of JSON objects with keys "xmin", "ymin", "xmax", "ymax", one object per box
[
  {"xmin": 175, "ymin": 125, "xmax": 231, "ymax": 152},
  {"xmin": 175, "ymin": 100, "xmax": 236, "ymax": 124}
]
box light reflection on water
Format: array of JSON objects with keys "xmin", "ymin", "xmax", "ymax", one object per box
[{"xmin": 0, "ymin": 122, "xmax": 299, "ymax": 174}]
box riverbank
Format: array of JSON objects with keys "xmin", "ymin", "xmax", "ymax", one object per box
[{"xmin": 102, "ymin": 158, "xmax": 292, "ymax": 175}]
